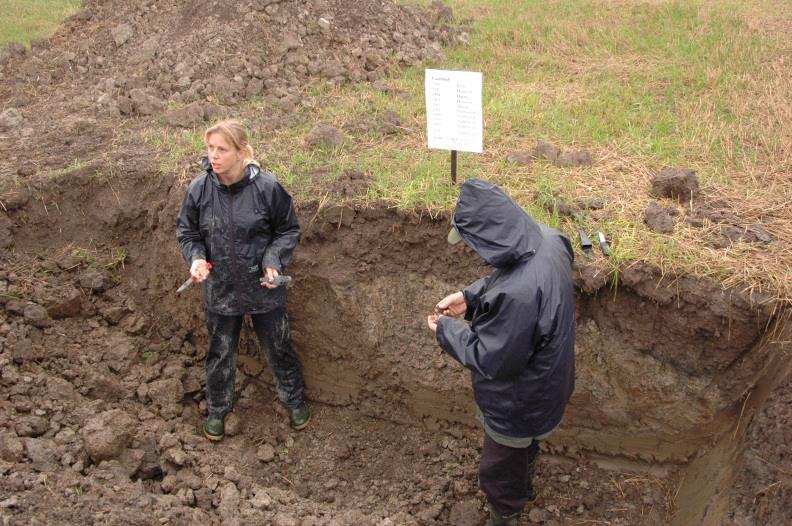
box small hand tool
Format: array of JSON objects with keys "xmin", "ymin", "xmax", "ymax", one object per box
[
  {"xmin": 176, "ymin": 263, "xmax": 212, "ymax": 293},
  {"xmin": 598, "ymin": 232, "xmax": 611, "ymax": 256},
  {"xmin": 259, "ymin": 275, "xmax": 293, "ymax": 287},
  {"xmin": 578, "ymin": 229, "xmax": 593, "ymax": 257}
]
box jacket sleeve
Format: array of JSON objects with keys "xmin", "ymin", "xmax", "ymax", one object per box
[
  {"xmin": 436, "ymin": 292, "xmax": 538, "ymax": 380},
  {"xmin": 261, "ymin": 181, "xmax": 300, "ymax": 272},
  {"xmin": 462, "ymin": 275, "xmax": 490, "ymax": 322},
  {"xmin": 175, "ymin": 186, "xmax": 207, "ymax": 265}
]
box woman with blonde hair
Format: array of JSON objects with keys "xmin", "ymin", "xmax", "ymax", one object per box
[{"xmin": 177, "ymin": 119, "xmax": 309, "ymax": 441}]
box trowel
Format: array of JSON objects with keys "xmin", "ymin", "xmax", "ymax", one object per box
[{"xmin": 578, "ymin": 230, "xmax": 593, "ymax": 257}]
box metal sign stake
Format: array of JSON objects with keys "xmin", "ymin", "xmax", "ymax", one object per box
[{"xmin": 451, "ymin": 150, "xmax": 457, "ymax": 184}]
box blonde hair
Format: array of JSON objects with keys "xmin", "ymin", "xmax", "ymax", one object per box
[{"xmin": 204, "ymin": 120, "xmax": 255, "ymax": 163}]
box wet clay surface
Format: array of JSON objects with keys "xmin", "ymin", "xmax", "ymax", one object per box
[{"xmin": 1, "ymin": 1, "xmax": 791, "ymax": 525}]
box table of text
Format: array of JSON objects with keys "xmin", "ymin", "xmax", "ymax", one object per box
[{"xmin": 425, "ymin": 69, "xmax": 483, "ymax": 153}]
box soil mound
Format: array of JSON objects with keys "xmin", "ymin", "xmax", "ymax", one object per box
[
  {"xmin": 0, "ymin": 0, "xmax": 462, "ymax": 178},
  {"xmin": 1, "ymin": 0, "xmax": 459, "ymax": 106}
]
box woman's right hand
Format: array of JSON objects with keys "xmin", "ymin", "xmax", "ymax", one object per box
[
  {"xmin": 190, "ymin": 259, "xmax": 211, "ymax": 282},
  {"xmin": 435, "ymin": 291, "xmax": 466, "ymax": 317}
]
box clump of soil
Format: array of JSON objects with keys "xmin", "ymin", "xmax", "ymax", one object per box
[{"xmin": 643, "ymin": 200, "xmax": 679, "ymax": 233}]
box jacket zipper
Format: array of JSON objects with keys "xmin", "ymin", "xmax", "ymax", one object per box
[{"xmin": 227, "ymin": 188, "xmax": 245, "ymax": 311}]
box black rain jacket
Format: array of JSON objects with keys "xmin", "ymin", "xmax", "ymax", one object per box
[
  {"xmin": 436, "ymin": 179, "xmax": 575, "ymax": 438},
  {"xmin": 176, "ymin": 158, "xmax": 300, "ymax": 315}
]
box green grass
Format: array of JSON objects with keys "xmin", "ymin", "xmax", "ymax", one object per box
[
  {"xmin": 263, "ymin": 0, "xmax": 790, "ymax": 297},
  {"xmin": 0, "ymin": 0, "xmax": 81, "ymax": 47},
  {"xmin": 254, "ymin": 0, "xmax": 789, "ymax": 206},
  {"xmin": 43, "ymin": 159, "xmax": 97, "ymax": 179},
  {"xmin": 141, "ymin": 127, "xmax": 205, "ymax": 181},
  {"xmin": 444, "ymin": 0, "xmax": 786, "ymax": 171},
  {"xmin": 9, "ymin": 0, "xmax": 792, "ymax": 298}
]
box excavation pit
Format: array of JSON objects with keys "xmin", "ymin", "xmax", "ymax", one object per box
[{"xmin": 0, "ymin": 173, "xmax": 789, "ymax": 525}]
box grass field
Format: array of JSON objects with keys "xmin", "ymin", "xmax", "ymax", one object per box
[
  {"xmin": 0, "ymin": 0, "xmax": 80, "ymax": 47},
  {"xmin": 253, "ymin": 0, "xmax": 791, "ymax": 297},
  {"xmin": 8, "ymin": 0, "xmax": 792, "ymax": 300}
]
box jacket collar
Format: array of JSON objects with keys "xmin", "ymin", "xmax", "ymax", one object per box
[{"xmin": 201, "ymin": 156, "xmax": 260, "ymax": 190}]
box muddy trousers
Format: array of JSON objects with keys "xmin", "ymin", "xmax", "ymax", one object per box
[
  {"xmin": 205, "ymin": 308, "xmax": 306, "ymax": 419},
  {"xmin": 479, "ymin": 434, "xmax": 540, "ymax": 517}
]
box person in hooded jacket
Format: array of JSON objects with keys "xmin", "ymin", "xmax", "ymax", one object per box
[
  {"xmin": 177, "ymin": 119, "xmax": 310, "ymax": 442},
  {"xmin": 427, "ymin": 179, "xmax": 575, "ymax": 526}
]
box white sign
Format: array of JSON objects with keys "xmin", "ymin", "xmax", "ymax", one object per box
[{"xmin": 425, "ymin": 69, "xmax": 483, "ymax": 153}]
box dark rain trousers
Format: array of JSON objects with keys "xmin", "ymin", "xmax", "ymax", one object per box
[
  {"xmin": 205, "ymin": 307, "xmax": 305, "ymax": 418},
  {"xmin": 479, "ymin": 434, "xmax": 540, "ymax": 516}
]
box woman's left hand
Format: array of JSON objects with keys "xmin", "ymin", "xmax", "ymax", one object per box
[
  {"xmin": 261, "ymin": 267, "xmax": 280, "ymax": 289},
  {"xmin": 427, "ymin": 313, "xmax": 441, "ymax": 333}
]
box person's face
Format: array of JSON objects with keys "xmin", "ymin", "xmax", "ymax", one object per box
[{"xmin": 206, "ymin": 133, "xmax": 245, "ymax": 178}]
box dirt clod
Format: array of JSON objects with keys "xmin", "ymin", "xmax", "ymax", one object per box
[
  {"xmin": 78, "ymin": 269, "xmax": 109, "ymax": 292},
  {"xmin": 0, "ymin": 432, "xmax": 24, "ymax": 462},
  {"xmin": 650, "ymin": 168, "xmax": 700, "ymax": 202},
  {"xmin": 257, "ymin": 443, "xmax": 276, "ymax": 463},
  {"xmin": 165, "ymin": 102, "xmax": 207, "ymax": 128},
  {"xmin": 22, "ymin": 303, "xmax": 50, "ymax": 328},
  {"xmin": 1, "ymin": 188, "xmax": 30, "ymax": 210},
  {"xmin": 306, "ymin": 123, "xmax": 345, "ymax": 149},
  {"xmin": 506, "ymin": 150, "xmax": 536, "ymax": 165},
  {"xmin": 110, "ymin": 23, "xmax": 134, "ymax": 47},
  {"xmin": 556, "ymin": 150, "xmax": 593, "ymax": 167},
  {"xmin": 0, "ymin": 108, "xmax": 22, "ymax": 131},
  {"xmin": 82, "ymin": 409, "xmax": 137, "ymax": 462},
  {"xmin": 644, "ymin": 201, "xmax": 677, "ymax": 233},
  {"xmin": 448, "ymin": 499, "xmax": 483, "ymax": 525},
  {"xmin": 534, "ymin": 141, "xmax": 562, "ymax": 162}
]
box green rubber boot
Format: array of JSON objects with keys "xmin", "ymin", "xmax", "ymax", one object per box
[
  {"xmin": 485, "ymin": 506, "xmax": 520, "ymax": 526},
  {"xmin": 203, "ymin": 416, "xmax": 225, "ymax": 442},
  {"xmin": 289, "ymin": 403, "xmax": 310, "ymax": 431}
]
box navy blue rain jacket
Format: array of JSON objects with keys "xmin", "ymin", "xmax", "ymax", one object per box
[
  {"xmin": 436, "ymin": 179, "xmax": 576, "ymax": 438},
  {"xmin": 176, "ymin": 158, "xmax": 300, "ymax": 315}
]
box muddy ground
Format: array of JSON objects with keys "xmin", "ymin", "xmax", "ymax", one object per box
[{"xmin": 1, "ymin": 1, "xmax": 791, "ymax": 525}]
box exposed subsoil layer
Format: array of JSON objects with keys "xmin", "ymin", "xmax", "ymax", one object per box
[{"xmin": 1, "ymin": 1, "xmax": 791, "ymax": 525}]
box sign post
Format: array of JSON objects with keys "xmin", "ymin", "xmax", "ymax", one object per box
[
  {"xmin": 425, "ymin": 69, "xmax": 483, "ymax": 184},
  {"xmin": 451, "ymin": 150, "xmax": 458, "ymax": 184}
]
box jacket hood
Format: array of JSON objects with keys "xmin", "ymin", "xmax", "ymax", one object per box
[{"xmin": 453, "ymin": 179, "xmax": 543, "ymax": 267}]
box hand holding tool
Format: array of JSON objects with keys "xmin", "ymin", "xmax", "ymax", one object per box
[
  {"xmin": 259, "ymin": 275, "xmax": 292, "ymax": 287},
  {"xmin": 176, "ymin": 262, "xmax": 212, "ymax": 293}
]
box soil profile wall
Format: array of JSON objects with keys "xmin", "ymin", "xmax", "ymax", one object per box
[
  {"xmin": 8, "ymin": 176, "xmax": 785, "ymax": 467},
  {"xmin": 4, "ymin": 175, "xmax": 789, "ymax": 525},
  {"xmin": 282, "ymin": 205, "xmax": 782, "ymax": 461}
]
